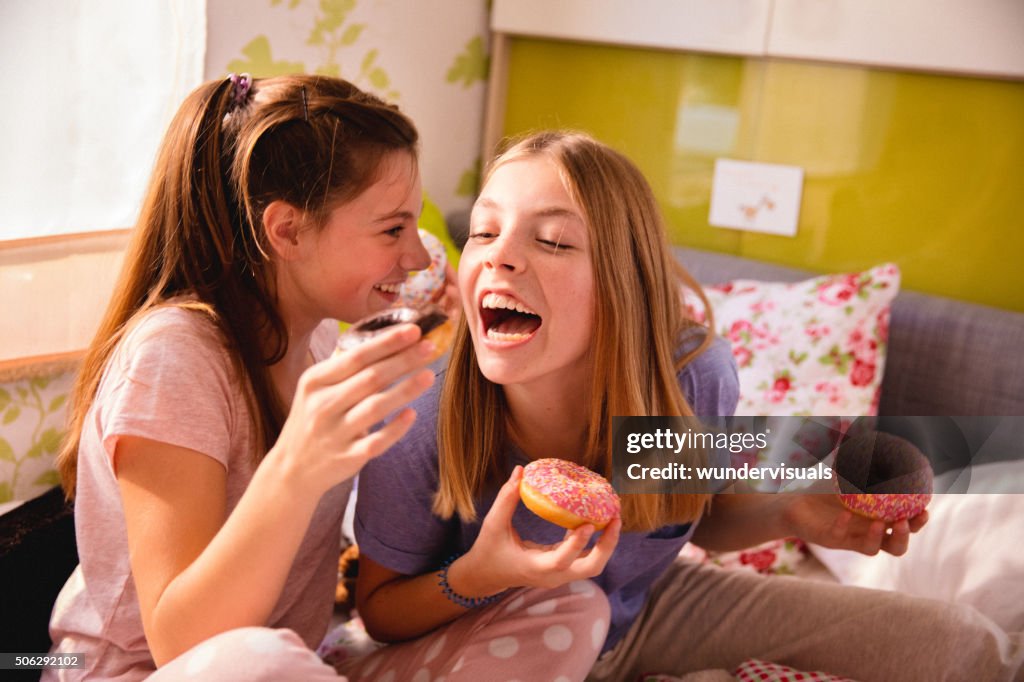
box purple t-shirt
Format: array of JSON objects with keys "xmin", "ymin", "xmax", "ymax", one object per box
[{"xmin": 355, "ymin": 333, "xmax": 739, "ymax": 652}]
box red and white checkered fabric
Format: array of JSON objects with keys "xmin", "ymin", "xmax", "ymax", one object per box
[{"xmin": 735, "ymin": 658, "xmax": 854, "ymax": 682}]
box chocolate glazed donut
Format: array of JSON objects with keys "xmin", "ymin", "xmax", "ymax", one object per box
[
  {"xmin": 337, "ymin": 304, "xmax": 453, "ymax": 362},
  {"xmin": 834, "ymin": 431, "xmax": 933, "ymax": 522}
]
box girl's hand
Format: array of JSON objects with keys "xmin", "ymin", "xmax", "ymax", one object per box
[
  {"xmin": 448, "ymin": 466, "xmax": 621, "ymax": 596},
  {"xmin": 781, "ymin": 493, "xmax": 929, "ymax": 557},
  {"xmin": 266, "ymin": 323, "xmax": 436, "ymax": 496}
]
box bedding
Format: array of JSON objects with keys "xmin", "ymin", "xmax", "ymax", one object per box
[
  {"xmin": 640, "ymin": 659, "xmax": 854, "ymax": 681},
  {"xmin": 679, "ymin": 537, "xmax": 812, "ymax": 577},
  {"xmin": 810, "ymin": 460, "xmax": 1024, "ymax": 634}
]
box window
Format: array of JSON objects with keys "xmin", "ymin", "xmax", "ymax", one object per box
[{"xmin": 0, "ymin": 0, "xmax": 206, "ymax": 241}]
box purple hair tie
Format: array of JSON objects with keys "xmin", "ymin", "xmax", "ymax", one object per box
[{"xmin": 227, "ymin": 73, "xmax": 252, "ymax": 107}]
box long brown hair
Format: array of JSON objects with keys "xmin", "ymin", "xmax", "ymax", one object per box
[
  {"xmin": 436, "ymin": 131, "xmax": 714, "ymax": 531},
  {"xmin": 58, "ymin": 75, "xmax": 418, "ymax": 499}
]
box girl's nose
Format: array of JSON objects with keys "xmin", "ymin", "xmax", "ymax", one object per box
[
  {"xmin": 484, "ymin": 233, "xmax": 525, "ymax": 273},
  {"xmin": 399, "ymin": 229, "xmax": 431, "ymax": 272}
]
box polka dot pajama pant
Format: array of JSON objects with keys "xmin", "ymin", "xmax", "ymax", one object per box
[
  {"xmin": 338, "ymin": 579, "xmax": 610, "ymax": 682},
  {"xmin": 146, "ymin": 579, "xmax": 609, "ymax": 682}
]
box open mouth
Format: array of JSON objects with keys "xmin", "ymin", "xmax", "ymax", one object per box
[
  {"xmin": 373, "ymin": 282, "xmax": 403, "ymax": 298},
  {"xmin": 480, "ymin": 292, "xmax": 542, "ymax": 343}
]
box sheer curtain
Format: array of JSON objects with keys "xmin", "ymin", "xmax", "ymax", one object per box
[{"xmin": 0, "ymin": 0, "xmax": 206, "ymax": 241}]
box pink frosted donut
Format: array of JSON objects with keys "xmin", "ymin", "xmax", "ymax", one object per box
[
  {"xmin": 838, "ymin": 493, "xmax": 931, "ymax": 523},
  {"xmin": 834, "ymin": 432, "xmax": 933, "ymax": 523},
  {"xmin": 398, "ymin": 229, "xmax": 447, "ymax": 307},
  {"xmin": 520, "ymin": 458, "xmax": 620, "ymax": 530}
]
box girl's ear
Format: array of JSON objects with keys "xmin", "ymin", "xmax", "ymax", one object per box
[{"xmin": 263, "ymin": 200, "xmax": 305, "ymax": 260}]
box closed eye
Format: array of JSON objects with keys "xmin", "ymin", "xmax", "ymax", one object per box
[{"xmin": 538, "ymin": 238, "xmax": 572, "ymax": 250}]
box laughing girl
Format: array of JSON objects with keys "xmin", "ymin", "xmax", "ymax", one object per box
[{"xmin": 352, "ymin": 131, "xmax": 1018, "ymax": 681}]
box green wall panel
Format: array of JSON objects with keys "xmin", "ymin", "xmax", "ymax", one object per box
[{"xmin": 502, "ymin": 39, "xmax": 1024, "ymax": 311}]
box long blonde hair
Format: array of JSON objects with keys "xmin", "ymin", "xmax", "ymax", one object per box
[
  {"xmin": 436, "ymin": 131, "xmax": 714, "ymax": 531},
  {"xmin": 58, "ymin": 75, "xmax": 418, "ymax": 499}
]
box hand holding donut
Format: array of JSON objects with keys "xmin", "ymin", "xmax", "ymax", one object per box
[
  {"xmin": 337, "ymin": 304, "xmax": 454, "ymax": 363},
  {"xmin": 264, "ymin": 324, "xmax": 436, "ymax": 498},
  {"xmin": 446, "ymin": 466, "xmax": 621, "ymax": 597},
  {"xmin": 780, "ymin": 493, "xmax": 928, "ymax": 557}
]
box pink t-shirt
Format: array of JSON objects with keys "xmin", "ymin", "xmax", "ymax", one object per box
[{"xmin": 47, "ymin": 305, "xmax": 348, "ymax": 681}]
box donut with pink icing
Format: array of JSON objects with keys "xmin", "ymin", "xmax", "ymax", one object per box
[
  {"xmin": 839, "ymin": 492, "xmax": 931, "ymax": 523},
  {"xmin": 520, "ymin": 458, "xmax": 620, "ymax": 530},
  {"xmin": 834, "ymin": 431, "xmax": 933, "ymax": 522},
  {"xmin": 398, "ymin": 229, "xmax": 447, "ymax": 307}
]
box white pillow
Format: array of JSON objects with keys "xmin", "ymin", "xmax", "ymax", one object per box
[{"xmin": 810, "ymin": 461, "xmax": 1024, "ymax": 633}]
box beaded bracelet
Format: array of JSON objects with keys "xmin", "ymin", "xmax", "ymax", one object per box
[{"xmin": 437, "ymin": 554, "xmax": 506, "ymax": 609}]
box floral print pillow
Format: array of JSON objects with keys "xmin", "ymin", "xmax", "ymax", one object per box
[
  {"xmin": 687, "ymin": 264, "xmax": 900, "ymax": 417},
  {"xmin": 680, "ymin": 537, "xmax": 811, "ymax": 576}
]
